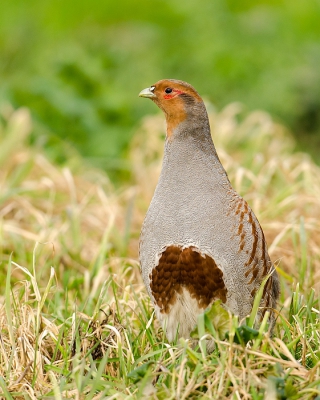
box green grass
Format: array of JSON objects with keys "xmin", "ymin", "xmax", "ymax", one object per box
[{"xmin": 0, "ymin": 104, "xmax": 320, "ymax": 399}]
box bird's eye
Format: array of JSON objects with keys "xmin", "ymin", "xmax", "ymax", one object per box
[{"xmin": 165, "ymin": 88, "xmax": 173, "ymax": 94}]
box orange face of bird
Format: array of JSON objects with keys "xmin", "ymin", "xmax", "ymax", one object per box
[{"xmin": 139, "ymin": 79, "xmax": 202, "ymax": 138}]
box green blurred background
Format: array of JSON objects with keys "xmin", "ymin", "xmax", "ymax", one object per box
[{"xmin": 1, "ymin": 0, "xmax": 320, "ymax": 180}]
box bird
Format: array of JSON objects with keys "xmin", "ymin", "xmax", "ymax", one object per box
[{"xmin": 138, "ymin": 79, "xmax": 279, "ymax": 343}]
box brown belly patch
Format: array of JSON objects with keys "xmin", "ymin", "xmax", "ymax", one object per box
[{"xmin": 149, "ymin": 245, "xmax": 227, "ymax": 314}]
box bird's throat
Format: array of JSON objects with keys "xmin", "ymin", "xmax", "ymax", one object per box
[{"xmin": 165, "ymin": 106, "xmax": 187, "ymax": 139}]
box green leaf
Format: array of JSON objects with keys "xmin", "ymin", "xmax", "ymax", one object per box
[
  {"xmin": 191, "ymin": 299, "xmax": 230, "ymax": 340},
  {"xmin": 127, "ymin": 361, "xmax": 154, "ymax": 384},
  {"xmin": 227, "ymin": 325, "xmax": 260, "ymax": 345}
]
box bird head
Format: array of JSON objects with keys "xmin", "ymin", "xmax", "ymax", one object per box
[{"xmin": 139, "ymin": 79, "xmax": 207, "ymax": 139}]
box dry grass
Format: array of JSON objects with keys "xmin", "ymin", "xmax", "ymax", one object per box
[{"xmin": 0, "ymin": 102, "xmax": 319, "ymax": 399}]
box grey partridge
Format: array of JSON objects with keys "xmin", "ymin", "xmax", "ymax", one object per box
[{"xmin": 138, "ymin": 79, "xmax": 279, "ymax": 343}]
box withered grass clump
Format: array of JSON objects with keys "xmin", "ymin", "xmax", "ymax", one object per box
[{"xmin": 0, "ymin": 103, "xmax": 319, "ymax": 399}]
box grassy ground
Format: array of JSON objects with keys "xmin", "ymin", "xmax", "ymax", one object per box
[{"xmin": 0, "ymin": 104, "xmax": 320, "ymax": 399}]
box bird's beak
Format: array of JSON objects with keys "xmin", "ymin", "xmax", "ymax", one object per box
[{"xmin": 139, "ymin": 87, "xmax": 156, "ymax": 99}]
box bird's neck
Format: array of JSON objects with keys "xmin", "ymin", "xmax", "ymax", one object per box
[
  {"xmin": 165, "ymin": 110, "xmax": 217, "ymax": 158},
  {"xmin": 165, "ymin": 102, "xmax": 211, "ymax": 142},
  {"xmin": 160, "ymin": 117, "xmax": 228, "ymax": 187}
]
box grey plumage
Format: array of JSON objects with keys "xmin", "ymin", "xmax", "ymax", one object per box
[{"xmin": 139, "ymin": 79, "xmax": 279, "ymax": 342}]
